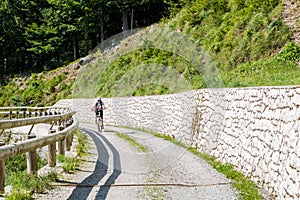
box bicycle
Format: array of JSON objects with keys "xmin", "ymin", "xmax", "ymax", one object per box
[
  {"xmin": 92, "ymin": 97, "xmax": 106, "ymax": 133},
  {"xmin": 96, "ymin": 112, "xmax": 103, "ymax": 133}
]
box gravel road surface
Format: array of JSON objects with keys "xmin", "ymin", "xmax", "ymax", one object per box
[{"xmin": 37, "ymin": 123, "xmax": 237, "ymax": 200}]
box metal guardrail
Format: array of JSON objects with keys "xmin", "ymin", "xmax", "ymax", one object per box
[{"xmin": 0, "ymin": 107, "xmax": 78, "ymax": 193}]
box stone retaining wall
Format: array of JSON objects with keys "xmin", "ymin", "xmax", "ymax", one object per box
[{"xmin": 56, "ymin": 85, "xmax": 300, "ymax": 199}]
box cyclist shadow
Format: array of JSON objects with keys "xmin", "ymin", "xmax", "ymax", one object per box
[{"xmin": 67, "ymin": 128, "xmax": 121, "ymax": 200}]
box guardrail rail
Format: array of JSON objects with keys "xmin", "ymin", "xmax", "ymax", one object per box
[{"xmin": 0, "ymin": 107, "xmax": 78, "ymax": 193}]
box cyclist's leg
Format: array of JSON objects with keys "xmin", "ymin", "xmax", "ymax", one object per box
[
  {"xmin": 100, "ymin": 110, "xmax": 104, "ymax": 128},
  {"xmin": 95, "ymin": 111, "xmax": 99, "ymax": 124}
]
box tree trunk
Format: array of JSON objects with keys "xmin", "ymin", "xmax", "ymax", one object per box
[
  {"xmin": 131, "ymin": 9, "xmax": 134, "ymax": 30},
  {"xmin": 26, "ymin": 52, "xmax": 32, "ymax": 70},
  {"xmin": 122, "ymin": 10, "xmax": 129, "ymax": 32},
  {"xmin": 84, "ymin": 32, "xmax": 88, "ymax": 56},
  {"xmin": 73, "ymin": 33, "xmax": 79, "ymax": 60},
  {"xmin": 101, "ymin": 24, "xmax": 104, "ymax": 42},
  {"xmin": 100, "ymin": 7, "xmax": 104, "ymax": 42}
]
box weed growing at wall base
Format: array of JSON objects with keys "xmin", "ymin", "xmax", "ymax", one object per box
[
  {"xmin": 189, "ymin": 149, "xmax": 263, "ymax": 200},
  {"xmin": 154, "ymin": 133, "xmax": 263, "ymax": 200}
]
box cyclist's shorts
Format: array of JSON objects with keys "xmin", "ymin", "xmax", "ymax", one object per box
[{"xmin": 95, "ymin": 110, "xmax": 103, "ymax": 119}]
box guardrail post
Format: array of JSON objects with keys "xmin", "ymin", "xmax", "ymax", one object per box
[
  {"xmin": 48, "ymin": 129, "xmax": 56, "ymax": 167},
  {"xmin": 65, "ymin": 121, "xmax": 73, "ymax": 151},
  {"xmin": 26, "ymin": 135, "xmax": 37, "ymax": 175},
  {"xmin": 57, "ymin": 126, "xmax": 65, "ymax": 156},
  {"xmin": 0, "ymin": 141, "xmax": 5, "ymax": 194}
]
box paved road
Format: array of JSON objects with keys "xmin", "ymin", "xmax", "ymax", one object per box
[{"xmin": 39, "ymin": 123, "xmax": 237, "ymax": 200}]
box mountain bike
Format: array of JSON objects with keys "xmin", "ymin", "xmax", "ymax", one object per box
[{"xmin": 96, "ymin": 112, "xmax": 103, "ymax": 133}]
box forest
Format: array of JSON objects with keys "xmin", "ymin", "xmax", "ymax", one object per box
[{"xmin": 0, "ymin": 0, "xmax": 177, "ymax": 79}]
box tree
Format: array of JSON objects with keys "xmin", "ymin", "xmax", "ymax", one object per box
[
  {"xmin": 0, "ymin": 0, "xmax": 170, "ymax": 79},
  {"xmin": 109, "ymin": 0, "xmax": 158, "ymax": 31}
]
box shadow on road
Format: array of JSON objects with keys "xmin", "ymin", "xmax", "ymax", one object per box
[{"xmin": 67, "ymin": 128, "xmax": 121, "ymax": 200}]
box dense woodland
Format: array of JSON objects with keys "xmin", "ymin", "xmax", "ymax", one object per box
[{"xmin": 0, "ymin": 0, "xmax": 177, "ymax": 78}]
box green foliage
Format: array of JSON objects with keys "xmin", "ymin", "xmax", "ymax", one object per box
[
  {"xmin": 72, "ymin": 0, "xmax": 298, "ymax": 98},
  {"xmin": 0, "ymin": 0, "xmax": 170, "ymax": 76},
  {"xmin": 5, "ymin": 189, "xmax": 32, "ymax": 200},
  {"xmin": 0, "ymin": 67, "xmax": 75, "ymax": 106},
  {"xmin": 56, "ymin": 130, "xmax": 89, "ymax": 173},
  {"xmin": 278, "ymin": 42, "xmax": 300, "ymax": 62},
  {"xmin": 169, "ymin": 0, "xmax": 290, "ymax": 70},
  {"xmin": 197, "ymin": 152, "xmax": 263, "ymax": 200},
  {"xmin": 6, "ymin": 154, "xmax": 48, "ymax": 186},
  {"xmin": 223, "ymin": 56, "xmax": 300, "ymax": 87},
  {"xmin": 75, "ymin": 130, "xmax": 89, "ymax": 157},
  {"xmin": 6, "ymin": 154, "xmax": 27, "ymax": 174},
  {"xmin": 86, "ymin": 48, "xmax": 204, "ymax": 98},
  {"xmin": 5, "ymin": 171, "xmax": 56, "ymax": 200},
  {"xmin": 5, "ymin": 154, "xmax": 54, "ymax": 199},
  {"xmin": 57, "ymin": 155, "xmax": 78, "ymax": 173}
]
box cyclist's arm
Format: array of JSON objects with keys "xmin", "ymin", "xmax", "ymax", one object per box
[{"xmin": 91, "ymin": 103, "xmax": 97, "ymax": 111}]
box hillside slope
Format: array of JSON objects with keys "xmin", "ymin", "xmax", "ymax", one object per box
[
  {"xmin": 283, "ymin": 0, "xmax": 300, "ymax": 44},
  {"xmin": 74, "ymin": 0, "xmax": 300, "ymax": 98},
  {"xmin": 1, "ymin": 0, "xmax": 300, "ymax": 106}
]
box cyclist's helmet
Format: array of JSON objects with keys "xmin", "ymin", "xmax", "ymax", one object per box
[{"xmin": 97, "ymin": 97, "xmax": 101, "ymax": 101}]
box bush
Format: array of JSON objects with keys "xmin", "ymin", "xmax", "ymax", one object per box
[{"xmin": 278, "ymin": 42, "xmax": 300, "ymax": 61}]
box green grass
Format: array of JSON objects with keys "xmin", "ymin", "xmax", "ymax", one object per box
[
  {"xmin": 188, "ymin": 149, "xmax": 263, "ymax": 200},
  {"xmin": 116, "ymin": 132, "xmax": 148, "ymax": 153},
  {"xmin": 5, "ymin": 154, "xmax": 48, "ymax": 185},
  {"xmin": 0, "ymin": 67, "xmax": 75, "ymax": 107},
  {"xmin": 71, "ymin": 0, "xmax": 299, "ymax": 99},
  {"xmin": 57, "ymin": 130, "xmax": 89, "ymax": 173},
  {"xmin": 57, "ymin": 155, "xmax": 78, "ymax": 173},
  {"xmin": 4, "ymin": 130, "xmax": 88, "ymax": 199},
  {"xmin": 75, "ymin": 130, "xmax": 89, "ymax": 157},
  {"xmin": 5, "ymin": 171, "xmax": 57, "ymax": 200},
  {"xmin": 223, "ymin": 56, "xmax": 300, "ymax": 87}
]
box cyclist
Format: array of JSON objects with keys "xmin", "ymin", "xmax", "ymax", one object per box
[{"xmin": 93, "ymin": 97, "xmax": 106, "ymax": 129}]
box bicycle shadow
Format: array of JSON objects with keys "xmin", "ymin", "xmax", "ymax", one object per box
[{"xmin": 67, "ymin": 128, "xmax": 121, "ymax": 200}]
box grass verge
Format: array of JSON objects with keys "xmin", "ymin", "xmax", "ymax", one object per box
[
  {"xmin": 115, "ymin": 131, "xmax": 165, "ymax": 199},
  {"xmin": 116, "ymin": 132, "xmax": 148, "ymax": 153},
  {"xmin": 57, "ymin": 130, "xmax": 89, "ymax": 173},
  {"xmin": 4, "ymin": 129, "xmax": 89, "ymax": 199}
]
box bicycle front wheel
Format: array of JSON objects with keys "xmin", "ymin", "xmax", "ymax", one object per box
[{"xmin": 97, "ymin": 117, "xmax": 102, "ymax": 133}]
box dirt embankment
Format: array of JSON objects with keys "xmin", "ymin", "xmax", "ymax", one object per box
[{"xmin": 282, "ymin": 0, "xmax": 300, "ymax": 44}]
